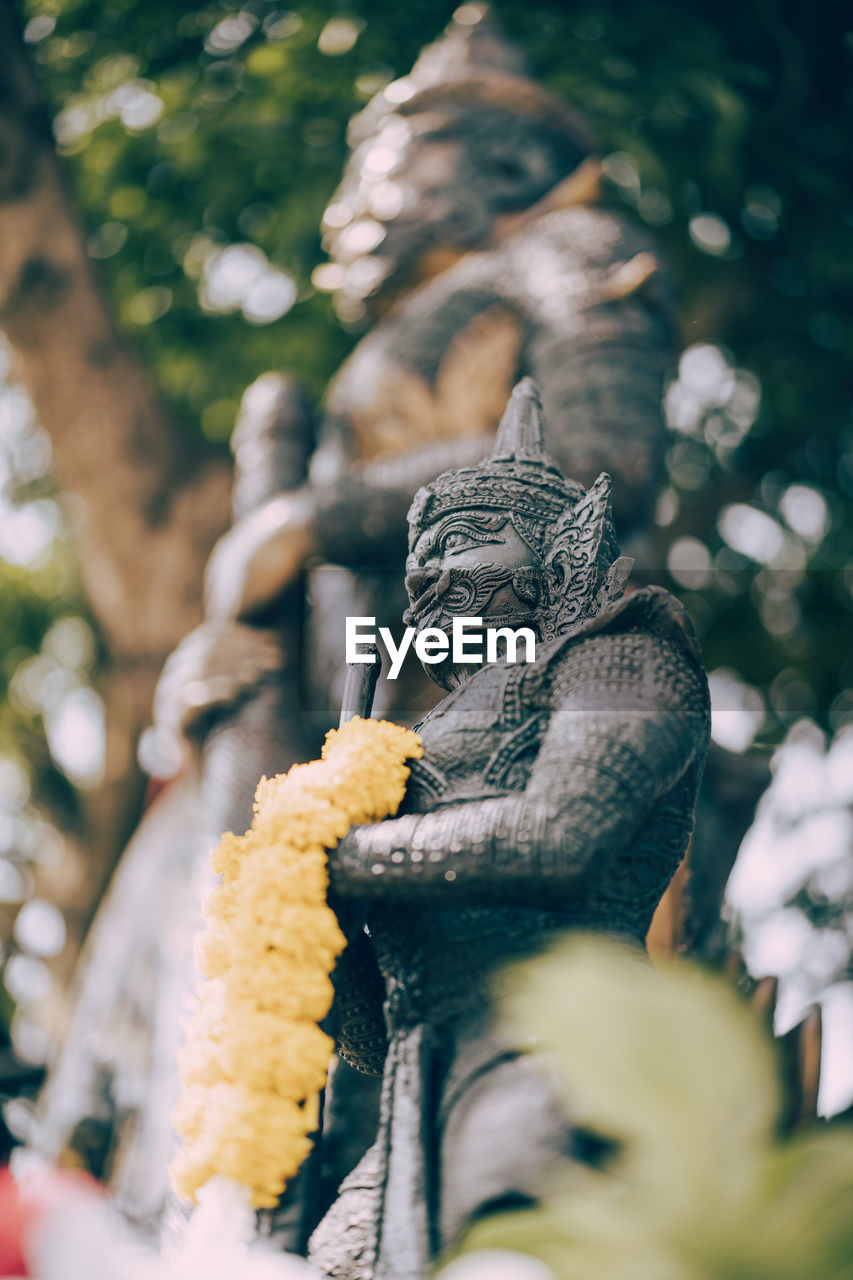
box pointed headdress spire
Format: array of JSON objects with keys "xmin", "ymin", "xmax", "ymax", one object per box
[
  {"xmin": 347, "ymin": 5, "xmax": 594, "ymax": 155},
  {"xmin": 409, "ymin": 4, "xmax": 529, "ymax": 87},
  {"xmin": 491, "ymin": 377, "xmax": 563, "ymax": 470}
]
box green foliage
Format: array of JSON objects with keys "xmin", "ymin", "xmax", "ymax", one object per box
[{"xmin": 449, "ymin": 938, "xmax": 853, "ymax": 1279}]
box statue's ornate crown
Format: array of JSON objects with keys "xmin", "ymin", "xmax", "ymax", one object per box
[{"xmin": 349, "ymin": 5, "xmax": 594, "ymax": 157}]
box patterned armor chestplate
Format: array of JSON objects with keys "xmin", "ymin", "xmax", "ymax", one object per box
[
  {"xmin": 402, "ymin": 660, "xmax": 538, "ymax": 811},
  {"xmin": 369, "ymin": 658, "xmax": 581, "ymax": 1032}
]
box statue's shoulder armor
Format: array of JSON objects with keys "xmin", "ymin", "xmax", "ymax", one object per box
[
  {"xmin": 522, "ymin": 586, "xmax": 705, "ymax": 701},
  {"xmin": 506, "ymin": 204, "xmax": 664, "ymax": 273},
  {"xmin": 500, "ymin": 206, "xmax": 672, "ymax": 333},
  {"xmin": 586, "ymin": 585, "xmax": 704, "ymax": 664}
]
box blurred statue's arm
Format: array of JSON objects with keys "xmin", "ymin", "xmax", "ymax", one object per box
[
  {"xmin": 202, "ymin": 488, "xmax": 317, "ymax": 620},
  {"xmin": 519, "ymin": 213, "xmax": 674, "ymax": 534},
  {"xmin": 329, "ymin": 633, "xmax": 709, "ymax": 904},
  {"xmin": 151, "ymin": 620, "xmax": 285, "ymax": 746},
  {"xmin": 201, "ymin": 435, "xmax": 497, "ymax": 618}
]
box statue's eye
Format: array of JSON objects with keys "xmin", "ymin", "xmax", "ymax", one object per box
[{"xmin": 442, "ymin": 532, "xmax": 472, "ymax": 553}]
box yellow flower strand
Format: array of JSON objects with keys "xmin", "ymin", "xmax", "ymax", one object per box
[{"xmin": 171, "ymin": 716, "xmax": 422, "ymax": 1208}]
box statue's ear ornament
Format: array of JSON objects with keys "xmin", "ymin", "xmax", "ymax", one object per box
[
  {"xmin": 548, "ymin": 471, "xmax": 614, "ymax": 569},
  {"xmin": 542, "ymin": 472, "xmax": 630, "ymax": 636}
]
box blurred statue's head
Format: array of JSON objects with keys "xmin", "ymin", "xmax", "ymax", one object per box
[
  {"xmin": 319, "ymin": 5, "xmax": 596, "ymax": 322},
  {"xmin": 404, "ymin": 379, "xmax": 630, "ymax": 686}
]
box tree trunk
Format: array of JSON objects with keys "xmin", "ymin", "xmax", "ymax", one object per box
[{"xmin": 0, "ymin": 3, "xmax": 230, "ymax": 959}]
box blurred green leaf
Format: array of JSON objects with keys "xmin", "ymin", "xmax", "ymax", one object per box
[{"xmin": 450, "ymin": 939, "xmax": 853, "ymax": 1279}]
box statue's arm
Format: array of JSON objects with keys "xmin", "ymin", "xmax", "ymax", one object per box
[
  {"xmin": 518, "ymin": 210, "xmax": 674, "ymax": 534},
  {"xmin": 328, "ymin": 632, "xmax": 710, "ymax": 904}
]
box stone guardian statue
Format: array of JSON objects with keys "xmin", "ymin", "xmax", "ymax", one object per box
[{"xmin": 307, "ymin": 378, "xmax": 711, "ymax": 1279}]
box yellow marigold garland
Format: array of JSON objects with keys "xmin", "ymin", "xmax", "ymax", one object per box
[{"xmin": 171, "ymin": 716, "xmax": 422, "ymax": 1208}]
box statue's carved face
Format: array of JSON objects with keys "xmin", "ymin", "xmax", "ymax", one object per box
[
  {"xmin": 405, "ymin": 515, "xmax": 544, "ymax": 688},
  {"xmin": 322, "ymin": 103, "xmax": 586, "ymax": 318}
]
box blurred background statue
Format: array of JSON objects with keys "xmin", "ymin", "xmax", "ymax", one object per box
[{"xmin": 184, "ymin": 0, "xmax": 672, "ymax": 673}]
